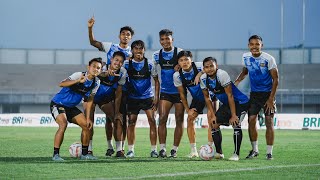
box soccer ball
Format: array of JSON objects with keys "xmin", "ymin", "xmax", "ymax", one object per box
[
  {"xmin": 69, "ymin": 142, "xmax": 82, "ymax": 158},
  {"xmin": 199, "ymin": 144, "xmax": 214, "ymax": 160}
]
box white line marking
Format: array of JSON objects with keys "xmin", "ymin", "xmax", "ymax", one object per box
[{"xmin": 105, "ymin": 164, "xmax": 320, "ymax": 180}]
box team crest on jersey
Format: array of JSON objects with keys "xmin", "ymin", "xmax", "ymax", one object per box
[
  {"xmin": 59, "ymin": 107, "xmax": 65, "ymax": 111},
  {"xmin": 260, "ymin": 63, "xmax": 266, "ymax": 67}
]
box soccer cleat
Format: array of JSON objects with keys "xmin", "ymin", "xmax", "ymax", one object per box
[
  {"xmin": 214, "ymin": 153, "xmax": 225, "ymax": 159},
  {"xmin": 246, "ymin": 150, "xmax": 259, "ymax": 159},
  {"xmin": 52, "ymin": 154, "xmax": 64, "ymax": 161},
  {"xmin": 228, "ymin": 153, "xmax": 239, "ymax": 161},
  {"xmin": 88, "ymin": 150, "xmax": 93, "ymax": 155},
  {"xmin": 105, "ymin": 149, "xmax": 115, "ymax": 157},
  {"xmin": 150, "ymin": 150, "xmax": 159, "ymax": 158},
  {"xmin": 159, "ymin": 149, "xmax": 167, "ymax": 158},
  {"xmin": 169, "ymin": 149, "xmax": 177, "ymax": 158},
  {"xmin": 266, "ymin": 153, "xmax": 273, "ymax": 160},
  {"xmin": 187, "ymin": 151, "xmax": 199, "ymax": 158},
  {"xmin": 80, "ymin": 154, "xmax": 97, "ymax": 160},
  {"xmin": 116, "ymin": 150, "xmax": 126, "ymax": 158},
  {"xmin": 126, "ymin": 150, "xmax": 135, "ymax": 158}
]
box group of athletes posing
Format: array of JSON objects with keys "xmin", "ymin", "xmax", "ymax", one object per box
[{"xmin": 50, "ymin": 17, "xmax": 279, "ymax": 161}]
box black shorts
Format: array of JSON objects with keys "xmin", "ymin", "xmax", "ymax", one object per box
[
  {"xmin": 127, "ymin": 97, "xmax": 154, "ymax": 115},
  {"xmin": 216, "ymin": 102, "xmax": 249, "ymax": 126},
  {"xmin": 50, "ymin": 101, "xmax": 82, "ymax": 123},
  {"xmin": 83, "ymin": 93, "xmax": 115, "ymax": 108},
  {"xmin": 190, "ymin": 99, "xmax": 205, "ymax": 114},
  {"xmin": 160, "ymin": 92, "xmax": 182, "ymax": 104},
  {"xmin": 248, "ymin": 92, "xmax": 276, "ymax": 116},
  {"xmin": 120, "ymin": 90, "xmax": 128, "ymax": 115}
]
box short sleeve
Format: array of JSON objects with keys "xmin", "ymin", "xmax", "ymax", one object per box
[
  {"xmin": 101, "ymin": 42, "xmax": 112, "ymax": 52},
  {"xmin": 173, "ymin": 72, "xmax": 182, "ymax": 87},
  {"xmin": 217, "ymin": 69, "xmax": 232, "ymax": 87},
  {"xmin": 118, "ymin": 67, "xmax": 127, "ymax": 85},
  {"xmin": 90, "ymin": 78, "xmax": 100, "ymax": 95},
  {"xmin": 67, "ymin": 72, "xmax": 82, "ymax": 81},
  {"xmin": 268, "ymin": 56, "xmax": 277, "ymax": 70},
  {"xmin": 199, "ymin": 73, "xmax": 207, "ymax": 90}
]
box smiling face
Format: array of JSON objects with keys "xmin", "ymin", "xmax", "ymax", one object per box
[
  {"xmin": 203, "ymin": 60, "xmax": 217, "ymax": 77},
  {"xmin": 87, "ymin": 61, "xmax": 102, "ymax": 78},
  {"xmin": 160, "ymin": 34, "xmax": 174, "ymax": 51},
  {"xmin": 248, "ymin": 38, "xmax": 263, "ymax": 57},
  {"xmin": 110, "ymin": 55, "xmax": 124, "ymax": 71},
  {"xmin": 132, "ymin": 45, "xmax": 145, "ymax": 61}
]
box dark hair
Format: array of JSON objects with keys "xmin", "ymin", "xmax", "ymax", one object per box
[
  {"xmin": 89, "ymin": 57, "xmax": 103, "ymax": 66},
  {"xmin": 159, "ymin": 29, "xmax": 173, "ymax": 37},
  {"xmin": 113, "ymin": 51, "xmax": 126, "ymax": 61},
  {"xmin": 131, "ymin": 40, "xmax": 145, "ymax": 49},
  {"xmin": 177, "ymin": 50, "xmax": 193, "ymax": 60},
  {"xmin": 249, "ymin": 35, "xmax": 263, "ymax": 42},
  {"xmin": 202, "ymin": 57, "xmax": 217, "ymax": 66},
  {"xmin": 120, "ymin": 26, "xmax": 134, "ymax": 36}
]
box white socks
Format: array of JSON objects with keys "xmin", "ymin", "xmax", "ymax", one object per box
[
  {"xmin": 107, "ymin": 140, "xmax": 113, "ymax": 149},
  {"xmin": 251, "ymin": 141, "xmax": 259, "ymax": 152},
  {"xmin": 267, "ymin": 145, "xmax": 273, "ymax": 154}
]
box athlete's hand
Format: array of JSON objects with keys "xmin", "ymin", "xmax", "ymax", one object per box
[
  {"xmin": 88, "ymin": 16, "xmax": 95, "ymax": 28},
  {"xmin": 229, "ymin": 115, "xmax": 239, "ymax": 127},
  {"xmin": 264, "ymin": 97, "xmax": 275, "ymax": 114},
  {"xmin": 105, "ymin": 69, "xmax": 120, "ymax": 77},
  {"xmin": 151, "ymin": 99, "xmax": 158, "ymax": 111},
  {"xmin": 194, "ymin": 71, "xmax": 203, "ymax": 85},
  {"xmin": 174, "ymin": 64, "xmax": 181, "ymax": 72},
  {"xmin": 86, "ymin": 119, "xmax": 93, "ymax": 130},
  {"xmin": 78, "ymin": 74, "xmax": 86, "ymax": 83},
  {"xmin": 187, "ymin": 108, "xmax": 198, "ymax": 118}
]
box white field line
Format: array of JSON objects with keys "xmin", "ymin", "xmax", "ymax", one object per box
[{"xmin": 104, "ymin": 163, "xmax": 320, "ymax": 180}]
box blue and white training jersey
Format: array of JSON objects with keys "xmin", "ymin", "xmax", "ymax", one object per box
[
  {"xmin": 101, "ymin": 42, "xmax": 132, "ymax": 66},
  {"xmin": 152, "ymin": 47, "xmax": 182, "ymax": 94},
  {"xmin": 124, "ymin": 58, "xmax": 157, "ymax": 99},
  {"xmin": 94, "ymin": 67, "xmax": 127, "ymax": 104},
  {"xmin": 52, "ymin": 72, "xmax": 100, "ymax": 107},
  {"xmin": 173, "ymin": 62, "xmax": 204, "ymax": 101},
  {"xmin": 200, "ymin": 69, "xmax": 249, "ymax": 105},
  {"xmin": 242, "ymin": 51, "xmax": 277, "ymax": 92}
]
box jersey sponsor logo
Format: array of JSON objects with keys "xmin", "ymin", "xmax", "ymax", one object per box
[{"xmin": 260, "ymin": 63, "xmax": 266, "ymax": 67}]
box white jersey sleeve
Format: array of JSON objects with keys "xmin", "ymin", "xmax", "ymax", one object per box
[
  {"xmin": 217, "ymin": 69, "xmax": 232, "ymax": 87},
  {"xmin": 118, "ymin": 67, "xmax": 127, "ymax": 85},
  {"xmin": 101, "ymin": 42, "xmax": 113, "ymax": 53},
  {"xmin": 67, "ymin": 72, "xmax": 83, "ymax": 81},
  {"xmin": 199, "ymin": 73, "xmax": 208, "ymax": 90},
  {"xmin": 173, "ymin": 71, "xmax": 182, "ymax": 87},
  {"xmin": 149, "ymin": 59, "xmax": 158, "ymax": 77},
  {"xmin": 267, "ymin": 54, "xmax": 277, "ymax": 70},
  {"xmin": 90, "ymin": 77, "xmax": 100, "ymax": 95}
]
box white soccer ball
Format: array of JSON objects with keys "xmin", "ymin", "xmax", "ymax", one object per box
[
  {"xmin": 69, "ymin": 142, "xmax": 82, "ymax": 158},
  {"xmin": 199, "ymin": 144, "xmax": 215, "ymax": 161}
]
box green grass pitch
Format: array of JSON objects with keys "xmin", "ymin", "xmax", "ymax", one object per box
[{"xmin": 0, "ymin": 127, "xmax": 319, "ymax": 179}]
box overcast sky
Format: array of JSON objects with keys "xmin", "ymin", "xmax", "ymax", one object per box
[{"xmin": 0, "ymin": 0, "xmax": 319, "ymax": 50}]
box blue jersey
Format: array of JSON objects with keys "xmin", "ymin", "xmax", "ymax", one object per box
[
  {"xmin": 124, "ymin": 59, "xmax": 157, "ymax": 99},
  {"xmin": 94, "ymin": 67, "xmax": 127, "ymax": 104},
  {"xmin": 52, "ymin": 72, "xmax": 100, "ymax": 107},
  {"xmin": 173, "ymin": 62, "xmax": 204, "ymax": 101},
  {"xmin": 101, "ymin": 42, "xmax": 132, "ymax": 65},
  {"xmin": 242, "ymin": 52, "xmax": 277, "ymax": 92},
  {"xmin": 200, "ymin": 69, "xmax": 249, "ymax": 105},
  {"xmin": 152, "ymin": 47, "xmax": 182, "ymax": 94},
  {"xmin": 101, "ymin": 42, "xmax": 132, "ymax": 91}
]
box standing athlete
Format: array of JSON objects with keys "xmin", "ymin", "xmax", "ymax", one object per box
[
  {"xmin": 124, "ymin": 40, "xmax": 160, "ymax": 158},
  {"xmin": 235, "ymin": 35, "xmax": 279, "ymax": 160},
  {"xmin": 173, "ymin": 50, "xmax": 205, "ymax": 158},
  {"xmin": 152, "ymin": 29, "xmax": 184, "ymax": 158},
  {"xmin": 88, "ymin": 16, "xmax": 134, "ymax": 156}
]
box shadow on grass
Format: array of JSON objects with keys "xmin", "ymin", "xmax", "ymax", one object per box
[{"xmin": 0, "ymin": 156, "xmax": 203, "ymax": 164}]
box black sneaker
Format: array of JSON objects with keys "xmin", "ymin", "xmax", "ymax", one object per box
[
  {"xmin": 266, "ymin": 153, "xmax": 273, "ymax": 160},
  {"xmin": 105, "ymin": 149, "xmax": 115, "ymax": 157},
  {"xmin": 246, "ymin": 150, "xmax": 259, "ymax": 159},
  {"xmin": 116, "ymin": 150, "xmax": 126, "ymax": 158},
  {"xmin": 169, "ymin": 149, "xmax": 177, "ymax": 158},
  {"xmin": 159, "ymin": 149, "xmax": 167, "ymax": 158}
]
